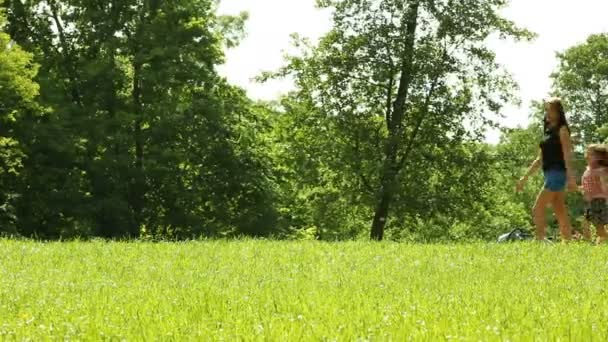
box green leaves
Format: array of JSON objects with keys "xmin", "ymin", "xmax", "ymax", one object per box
[
  {"xmin": 1, "ymin": 0, "xmax": 278, "ymax": 239},
  {"xmin": 552, "ymin": 33, "xmax": 608, "ymax": 144},
  {"xmin": 266, "ymin": 0, "xmax": 531, "ymax": 239},
  {"xmin": 215, "ymin": 11, "xmax": 248, "ymax": 49},
  {"xmin": 2, "ymin": 0, "xmax": 591, "ymax": 241},
  {"xmin": 0, "ymin": 12, "xmax": 40, "ymax": 234}
]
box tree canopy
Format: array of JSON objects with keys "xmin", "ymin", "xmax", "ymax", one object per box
[
  {"xmin": 552, "ymin": 33, "xmax": 608, "ymax": 145},
  {"xmin": 0, "ymin": 0, "xmax": 604, "ymax": 241}
]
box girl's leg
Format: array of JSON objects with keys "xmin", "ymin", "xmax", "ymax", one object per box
[
  {"xmin": 582, "ymin": 219, "xmax": 592, "ymax": 241},
  {"xmin": 599, "ymin": 200, "xmax": 608, "ymax": 244},
  {"xmin": 594, "ymin": 224, "xmax": 607, "ymax": 243},
  {"xmin": 552, "ymin": 191, "xmax": 572, "ymax": 241},
  {"xmin": 533, "ymin": 190, "xmax": 554, "ymax": 240}
]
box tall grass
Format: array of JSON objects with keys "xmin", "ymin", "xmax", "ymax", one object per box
[{"xmin": 1, "ymin": 240, "xmax": 607, "ymax": 340}]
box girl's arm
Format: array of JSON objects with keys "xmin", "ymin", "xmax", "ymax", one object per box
[{"xmin": 581, "ymin": 170, "xmax": 593, "ymax": 201}]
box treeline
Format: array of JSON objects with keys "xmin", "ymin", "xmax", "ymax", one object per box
[{"xmin": 1, "ymin": 0, "xmax": 606, "ymax": 241}]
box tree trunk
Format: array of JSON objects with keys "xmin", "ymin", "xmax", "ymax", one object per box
[
  {"xmin": 131, "ymin": 61, "xmax": 144, "ymax": 237},
  {"xmin": 128, "ymin": 2, "xmax": 160, "ymax": 237},
  {"xmin": 370, "ymin": 171, "xmax": 394, "ymax": 241},
  {"xmin": 370, "ymin": 0, "xmax": 420, "ymax": 240},
  {"xmin": 48, "ymin": 0, "xmax": 83, "ymax": 107}
]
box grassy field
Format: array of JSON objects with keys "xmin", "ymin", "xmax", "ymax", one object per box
[{"xmin": 1, "ymin": 240, "xmax": 608, "ymax": 341}]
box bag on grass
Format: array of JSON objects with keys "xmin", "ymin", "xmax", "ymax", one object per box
[{"xmin": 497, "ymin": 228, "xmax": 533, "ymax": 243}]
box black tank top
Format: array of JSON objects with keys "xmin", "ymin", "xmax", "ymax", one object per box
[{"xmin": 540, "ymin": 126, "xmax": 566, "ymax": 171}]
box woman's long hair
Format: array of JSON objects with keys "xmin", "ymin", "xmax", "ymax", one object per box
[{"xmin": 543, "ymin": 97, "xmax": 570, "ymax": 133}]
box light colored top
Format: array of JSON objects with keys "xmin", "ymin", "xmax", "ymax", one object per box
[{"xmin": 581, "ymin": 166, "xmax": 608, "ymax": 200}]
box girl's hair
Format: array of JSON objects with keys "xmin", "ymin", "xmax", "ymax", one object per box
[
  {"xmin": 588, "ymin": 144, "xmax": 608, "ymax": 167},
  {"xmin": 543, "ymin": 97, "xmax": 570, "ymax": 133}
]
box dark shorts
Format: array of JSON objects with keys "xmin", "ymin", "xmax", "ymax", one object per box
[
  {"xmin": 585, "ymin": 199, "xmax": 608, "ymax": 226},
  {"xmin": 543, "ymin": 168, "xmax": 566, "ymax": 192}
]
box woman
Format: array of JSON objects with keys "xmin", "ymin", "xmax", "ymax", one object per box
[{"xmin": 517, "ymin": 97, "xmax": 577, "ymax": 241}]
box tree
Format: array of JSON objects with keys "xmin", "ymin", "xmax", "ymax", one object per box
[
  {"xmin": 4, "ymin": 0, "xmax": 276, "ymax": 239},
  {"xmin": 263, "ymin": 96, "xmax": 371, "ymax": 240},
  {"xmin": 552, "ymin": 33, "xmax": 608, "ymax": 145},
  {"xmin": 0, "ymin": 10, "xmax": 40, "ymax": 234},
  {"xmin": 269, "ymin": 0, "xmax": 532, "ymax": 240}
]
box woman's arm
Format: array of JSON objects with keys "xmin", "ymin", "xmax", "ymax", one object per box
[
  {"xmin": 559, "ymin": 126, "xmax": 578, "ymax": 191},
  {"xmin": 527, "ymin": 155, "xmax": 541, "ymax": 177},
  {"xmin": 517, "ymin": 150, "xmax": 541, "ymax": 192},
  {"xmin": 523, "ymin": 150, "xmax": 542, "ymax": 179},
  {"xmin": 559, "ymin": 127, "xmax": 575, "ymax": 176}
]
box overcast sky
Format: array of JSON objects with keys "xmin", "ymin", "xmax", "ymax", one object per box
[{"xmin": 217, "ymin": 0, "xmax": 608, "ymax": 143}]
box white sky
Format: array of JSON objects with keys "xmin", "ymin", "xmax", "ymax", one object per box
[{"xmin": 217, "ymin": 0, "xmax": 608, "ymax": 143}]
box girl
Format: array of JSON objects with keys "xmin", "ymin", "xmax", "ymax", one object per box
[
  {"xmin": 580, "ymin": 144, "xmax": 608, "ymax": 243},
  {"xmin": 517, "ymin": 97, "xmax": 577, "ymax": 241}
]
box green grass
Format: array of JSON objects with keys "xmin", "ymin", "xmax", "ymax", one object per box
[{"xmin": 1, "ymin": 240, "xmax": 608, "ymax": 340}]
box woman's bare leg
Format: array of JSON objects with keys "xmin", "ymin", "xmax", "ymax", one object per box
[
  {"xmin": 533, "ymin": 190, "xmax": 554, "ymax": 240},
  {"xmin": 553, "ymin": 191, "xmax": 572, "ymax": 242}
]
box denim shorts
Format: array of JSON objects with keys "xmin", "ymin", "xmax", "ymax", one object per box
[{"xmin": 543, "ymin": 168, "xmax": 566, "ymax": 192}]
